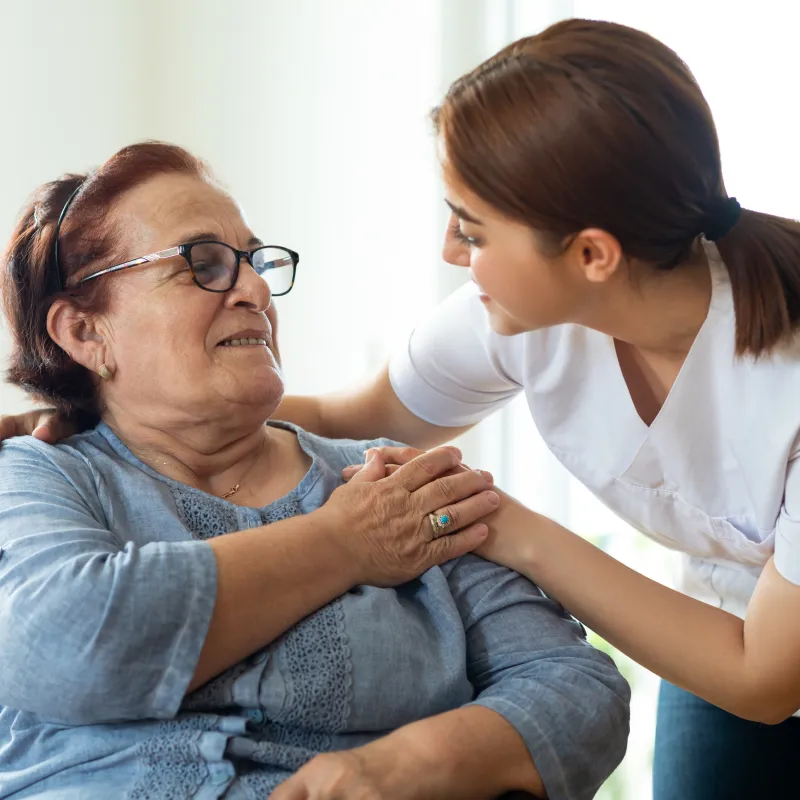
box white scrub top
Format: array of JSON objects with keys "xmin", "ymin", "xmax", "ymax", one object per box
[{"xmin": 389, "ymin": 242, "xmax": 800, "ymax": 619}]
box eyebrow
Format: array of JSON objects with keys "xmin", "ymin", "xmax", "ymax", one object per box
[
  {"xmin": 179, "ymin": 231, "xmax": 265, "ymax": 248},
  {"xmin": 445, "ymin": 199, "xmax": 483, "ymax": 225}
]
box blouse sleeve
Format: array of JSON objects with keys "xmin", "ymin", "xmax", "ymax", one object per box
[
  {"xmin": 445, "ymin": 554, "xmax": 630, "ymax": 800},
  {"xmin": 388, "ymin": 282, "xmax": 525, "ymax": 427},
  {"xmin": 0, "ymin": 440, "xmax": 218, "ymax": 725},
  {"xmin": 774, "ymin": 453, "xmax": 800, "ymax": 585}
]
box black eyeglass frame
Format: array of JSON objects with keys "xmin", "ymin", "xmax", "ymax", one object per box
[{"xmin": 74, "ymin": 240, "xmax": 299, "ymax": 295}]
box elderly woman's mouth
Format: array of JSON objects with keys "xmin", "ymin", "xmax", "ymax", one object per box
[
  {"xmin": 218, "ymin": 337, "xmax": 270, "ymax": 348},
  {"xmin": 216, "ymin": 329, "xmax": 271, "ymax": 348}
]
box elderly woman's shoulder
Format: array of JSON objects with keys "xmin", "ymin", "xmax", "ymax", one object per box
[{"xmin": 0, "ymin": 428, "xmax": 107, "ymax": 483}]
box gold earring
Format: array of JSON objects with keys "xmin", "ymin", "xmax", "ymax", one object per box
[{"xmin": 98, "ymin": 364, "xmax": 113, "ymax": 381}]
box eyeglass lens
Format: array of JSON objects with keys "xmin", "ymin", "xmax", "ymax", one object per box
[{"xmin": 188, "ymin": 242, "xmax": 295, "ymax": 295}]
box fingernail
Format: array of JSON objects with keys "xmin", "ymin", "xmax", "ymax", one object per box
[
  {"xmin": 486, "ymin": 490, "xmax": 500, "ymax": 505},
  {"xmin": 364, "ymin": 449, "xmax": 375, "ymax": 463},
  {"xmin": 476, "ymin": 469, "xmax": 493, "ymax": 483}
]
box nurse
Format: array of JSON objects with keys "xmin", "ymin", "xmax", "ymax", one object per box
[{"xmin": 3, "ymin": 17, "xmax": 800, "ymax": 800}]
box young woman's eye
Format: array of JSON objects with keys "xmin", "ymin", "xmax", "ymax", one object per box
[{"xmin": 449, "ymin": 222, "xmax": 482, "ymax": 247}]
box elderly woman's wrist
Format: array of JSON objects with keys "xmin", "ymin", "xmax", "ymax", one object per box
[
  {"xmin": 352, "ymin": 736, "xmax": 439, "ymax": 800},
  {"xmin": 303, "ymin": 507, "xmax": 365, "ymax": 588}
]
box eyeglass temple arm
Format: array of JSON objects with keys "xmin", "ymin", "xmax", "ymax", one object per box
[{"xmin": 77, "ymin": 246, "xmax": 182, "ymax": 284}]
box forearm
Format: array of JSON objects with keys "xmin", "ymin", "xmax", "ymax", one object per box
[
  {"xmin": 360, "ymin": 705, "xmax": 545, "ymax": 799},
  {"xmin": 191, "ymin": 510, "xmax": 356, "ymax": 691},
  {"xmin": 275, "ymin": 367, "xmax": 471, "ymax": 448},
  {"xmin": 272, "ymin": 394, "xmax": 326, "ymax": 435},
  {"xmin": 484, "ymin": 494, "xmax": 777, "ymax": 721}
]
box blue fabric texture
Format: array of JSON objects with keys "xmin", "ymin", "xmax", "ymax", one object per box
[
  {"xmin": 653, "ymin": 680, "xmax": 800, "ymax": 800},
  {"xmin": 0, "ymin": 422, "xmax": 629, "ymax": 799}
]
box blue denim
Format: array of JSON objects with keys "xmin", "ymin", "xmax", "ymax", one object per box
[
  {"xmin": 653, "ymin": 681, "xmax": 800, "ymax": 800},
  {"xmin": 0, "ymin": 422, "xmax": 629, "ymax": 799}
]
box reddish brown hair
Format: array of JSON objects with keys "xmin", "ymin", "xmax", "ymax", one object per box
[
  {"xmin": 435, "ymin": 18, "xmax": 800, "ymax": 356},
  {"xmin": 1, "ymin": 141, "xmax": 209, "ymax": 423}
]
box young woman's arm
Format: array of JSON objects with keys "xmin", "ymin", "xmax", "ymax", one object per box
[
  {"xmin": 275, "ymin": 366, "xmax": 473, "ymax": 449},
  {"xmin": 479, "ymin": 491, "xmax": 800, "ymax": 725}
]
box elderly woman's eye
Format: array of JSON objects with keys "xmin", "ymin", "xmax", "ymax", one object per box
[{"xmin": 192, "ymin": 261, "xmax": 229, "ymax": 286}]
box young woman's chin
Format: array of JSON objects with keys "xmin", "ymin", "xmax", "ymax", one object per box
[{"xmin": 481, "ymin": 299, "xmax": 535, "ymax": 337}]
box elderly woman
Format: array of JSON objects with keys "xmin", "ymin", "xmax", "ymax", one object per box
[{"xmin": 0, "ymin": 143, "xmax": 628, "ymax": 800}]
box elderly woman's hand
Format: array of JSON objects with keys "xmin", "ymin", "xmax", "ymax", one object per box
[
  {"xmin": 0, "ymin": 408, "xmax": 75, "ymax": 444},
  {"xmin": 320, "ymin": 445, "xmax": 499, "ymax": 587},
  {"xmin": 269, "ymin": 749, "xmax": 394, "ymax": 800}
]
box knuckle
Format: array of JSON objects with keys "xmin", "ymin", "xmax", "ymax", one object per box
[
  {"xmin": 435, "ymin": 478, "xmax": 456, "ymax": 504},
  {"xmin": 414, "ymin": 455, "xmax": 436, "ymax": 477}
]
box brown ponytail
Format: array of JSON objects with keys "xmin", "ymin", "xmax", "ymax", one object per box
[{"xmin": 435, "ymin": 18, "xmax": 800, "ymax": 356}]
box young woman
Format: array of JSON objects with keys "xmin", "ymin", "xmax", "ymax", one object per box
[{"xmin": 4, "ymin": 17, "xmax": 800, "ymax": 800}]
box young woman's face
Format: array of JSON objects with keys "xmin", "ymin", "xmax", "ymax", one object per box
[{"xmin": 441, "ymin": 169, "xmax": 593, "ymax": 336}]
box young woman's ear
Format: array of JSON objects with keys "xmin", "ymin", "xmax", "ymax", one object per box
[{"xmin": 567, "ymin": 228, "xmax": 624, "ymax": 284}]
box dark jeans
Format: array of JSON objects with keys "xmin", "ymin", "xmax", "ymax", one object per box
[{"xmin": 653, "ymin": 681, "xmax": 800, "ymax": 800}]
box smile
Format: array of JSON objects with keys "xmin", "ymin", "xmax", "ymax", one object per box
[{"xmin": 218, "ymin": 338, "xmax": 269, "ymax": 347}]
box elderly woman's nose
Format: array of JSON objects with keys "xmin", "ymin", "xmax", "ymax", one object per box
[{"xmin": 224, "ymin": 262, "xmax": 272, "ymax": 311}]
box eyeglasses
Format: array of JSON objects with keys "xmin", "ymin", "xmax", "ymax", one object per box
[{"xmin": 75, "ymin": 240, "xmax": 299, "ymax": 295}]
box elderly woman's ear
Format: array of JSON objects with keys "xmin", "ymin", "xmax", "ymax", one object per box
[{"xmin": 47, "ymin": 300, "xmax": 115, "ymax": 380}]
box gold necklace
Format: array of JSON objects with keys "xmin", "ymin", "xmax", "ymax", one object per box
[{"xmin": 130, "ymin": 436, "xmax": 266, "ymax": 500}]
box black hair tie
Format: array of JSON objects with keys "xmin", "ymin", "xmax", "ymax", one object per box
[{"xmin": 702, "ymin": 196, "xmax": 741, "ymax": 242}]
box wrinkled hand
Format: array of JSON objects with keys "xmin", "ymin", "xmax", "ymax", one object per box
[
  {"xmin": 320, "ymin": 446, "xmax": 499, "ymax": 587},
  {"xmin": 341, "ymin": 446, "xmax": 537, "ymax": 574},
  {"xmin": 0, "ymin": 408, "xmax": 75, "ymax": 444},
  {"xmin": 269, "ymin": 749, "xmax": 401, "ymax": 800}
]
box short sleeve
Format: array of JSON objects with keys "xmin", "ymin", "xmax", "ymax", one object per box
[
  {"xmin": 388, "ymin": 282, "xmax": 524, "ymax": 427},
  {"xmin": 775, "ymin": 454, "xmax": 800, "ymax": 585}
]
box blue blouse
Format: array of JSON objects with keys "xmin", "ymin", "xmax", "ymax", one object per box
[{"xmin": 0, "ymin": 422, "xmax": 629, "ymax": 799}]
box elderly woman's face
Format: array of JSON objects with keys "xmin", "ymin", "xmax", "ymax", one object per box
[{"xmin": 97, "ymin": 173, "xmax": 283, "ymax": 425}]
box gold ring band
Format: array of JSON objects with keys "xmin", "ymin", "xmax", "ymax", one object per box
[{"xmin": 428, "ymin": 512, "xmax": 451, "ymax": 538}]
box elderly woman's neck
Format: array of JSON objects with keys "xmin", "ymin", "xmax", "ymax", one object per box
[{"xmin": 103, "ymin": 411, "xmax": 287, "ymax": 501}]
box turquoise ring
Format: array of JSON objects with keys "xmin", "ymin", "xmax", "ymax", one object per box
[{"xmin": 428, "ymin": 512, "xmax": 451, "ymax": 538}]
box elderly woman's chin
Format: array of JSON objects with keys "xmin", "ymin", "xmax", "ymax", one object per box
[{"xmin": 211, "ymin": 344, "xmax": 285, "ymax": 419}]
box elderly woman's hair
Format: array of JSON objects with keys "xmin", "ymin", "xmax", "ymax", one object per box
[{"xmin": 1, "ymin": 142, "xmax": 210, "ymax": 424}]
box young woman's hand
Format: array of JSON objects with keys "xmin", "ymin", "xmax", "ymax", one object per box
[
  {"xmin": 341, "ymin": 445, "xmax": 494, "ymax": 484},
  {"xmin": 0, "ymin": 408, "xmax": 74, "ymax": 444},
  {"xmin": 319, "ymin": 446, "xmax": 499, "ymax": 587}
]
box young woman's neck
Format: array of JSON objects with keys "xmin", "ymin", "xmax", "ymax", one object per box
[{"xmin": 585, "ymin": 241, "xmax": 713, "ymax": 359}]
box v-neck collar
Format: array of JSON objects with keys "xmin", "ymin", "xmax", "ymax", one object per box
[
  {"xmin": 587, "ymin": 240, "xmax": 733, "ymax": 479},
  {"xmin": 611, "ymin": 240, "xmax": 729, "ymax": 436}
]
